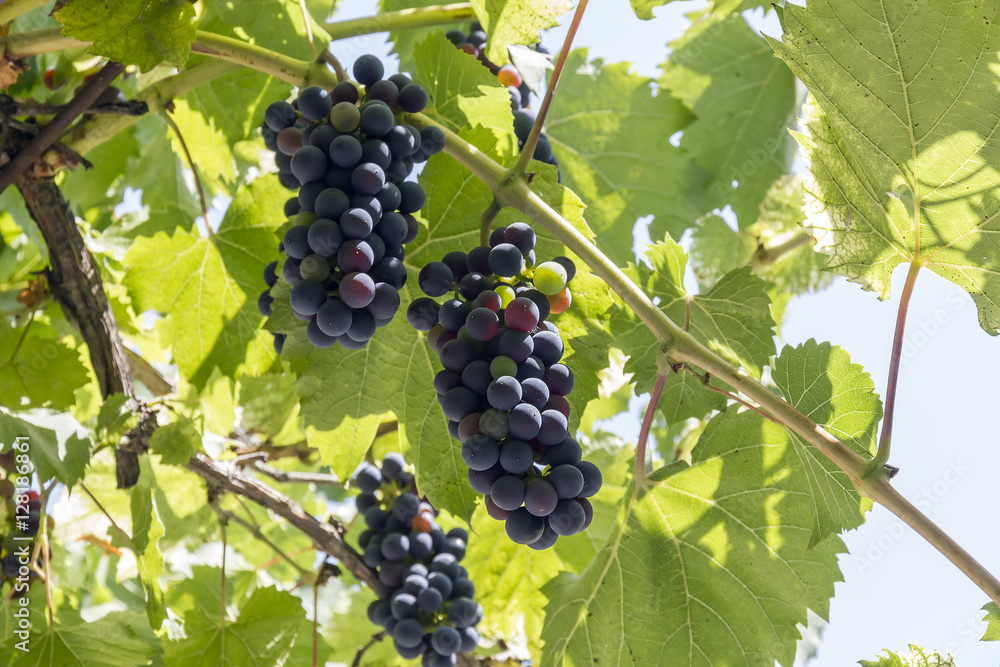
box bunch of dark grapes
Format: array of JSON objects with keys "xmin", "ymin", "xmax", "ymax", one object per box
[
  {"xmin": 445, "ymin": 23, "xmax": 559, "ymax": 176},
  {"xmin": 257, "ymin": 54, "xmax": 447, "ymax": 352},
  {"xmin": 405, "ymin": 224, "xmax": 600, "ymax": 548},
  {"xmin": 355, "ymin": 454, "xmax": 482, "ymax": 665}
]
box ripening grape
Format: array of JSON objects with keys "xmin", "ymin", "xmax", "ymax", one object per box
[{"xmin": 533, "ymin": 261, "xmax": 568, "ymax": 295}]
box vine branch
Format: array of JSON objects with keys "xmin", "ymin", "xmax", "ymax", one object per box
[
  {"xmin": 252, "ymin": 461, "xmax": 340, "ymax": 487},
  {"xmin": 187, "ymin": 453, "xmax": 378, "ymax": 589},
  {"xmin": 0, "ymin": 61, "xmax": 123, "ymax": 195}
]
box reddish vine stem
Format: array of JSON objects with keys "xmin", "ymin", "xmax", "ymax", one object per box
[
  {"xmin": 869, "ymin": 260, "xmax": 922, "ymax": 473},
  {"xmin": 352, "ymin": 632, "xmax": 386, "ymax": 666},
  {"xmin": 162, "ymin": 110, "xmax": 211, "ymax": 233},
  {"xmin": 0, "ymin": 61, "xmax": 123, "ymax": 195},
  {"xmin": 508, "ymin": 0, "xmax": 590, "ymax": 179},
  {"xmin": 318, "ymin": 49, "xmax": 349, "ymax": 83},
  {"xmin": 636, "ymin": 373, "xmax": 666, "ymax": 483}
]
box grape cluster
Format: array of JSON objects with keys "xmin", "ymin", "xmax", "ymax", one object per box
[
  {"xmin": 355, "ymin": 454, "xmax": 482, "ymax": 665},
  {"xmin": 257, "ymin": 54, "xmax": 447, "ymax": 352},
  {"xmin": 0, "ymin": 452, "xmax": 42, "ymax": 581},
  {"xmin": 445, "ymin": 24, "xmax": 560, "ymax": 177},
  {"xmin": 406, "ymin": 224, "xmax": 601, "ymax": 548}
]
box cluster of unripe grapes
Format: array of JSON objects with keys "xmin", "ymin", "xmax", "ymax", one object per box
[
  {"xmin": 406, "ymin": 224, "xmax": 601, "ymax": 548},
  {"xmin": 445, "ymin": 23, "xmax": 560, "ymax": 176},
  {"xmin": 257, "ymin": 54, "xmax": 446, "ymax": 351},
  {"xmin": 355, "ymin": 454, "xmax": 482, "ymax": 665},
  {"xmin": 0, "ymin": 452, "xmax": 42, "ymax": 581}
]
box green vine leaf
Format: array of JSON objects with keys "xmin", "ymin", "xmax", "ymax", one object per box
[
  {"xmin": 769, "ymin": 1, "xmax": 1000, "ymax": 335},
  {"xmin": 0, "ymin": 410, "xmax": 90, "ymax": 487},
  {"xmin": 660, "ymin": 13, "xmax": 797, "ymax": 227},
  {"xmin": 983, "ymin": 602, "xmax": 1000, "ymax": 640},
  {"xmin": 54, "ymin": 0, "xmax": 196, "ymax": 72},
  {"xmin": 123, "ymin": 176, "xmax": 284, "ymax": 389},
  {"xmin": 196, "ymin": 0, "xmax": 331, "ymax": 61},
  {"xmin": 128, "ymin": 483, "xmax": 167, "ymax": 630},
  {"xmin": 470, "ymin": 0, "xmax": 571, "ymax": 67},
  {"xmin": 414, "ymin": 32, "xmax": 517, "ymax": 152},
  {"xmin": 772, "ymin": 340, "xmax": 882, "ymax": 545},
  {"xmin": 689, "ymin": 214, "xmax": 756, "ymax": 291},
  {"xmin": 540, "ymin": 408, "xmax": 845, "ymax": 666},
  {"xmin": 10, "ymin": 608, "xmax": 158, "ymax": 666},
  {"xmin": 163, "ymin": 585, "xmax": 305, "ymax": 665},
  {"xmin": 166, "ymin": 99, "xmax": 237, "ymax": 196},
  {"xmin": 545, "ymin": 49, "xmax": 707, "ymax": 265},
  {"xmin": 615, "ymin": 235, "xmax": 776, "ymax": 417},
  {"xmin": 859, "ymin": 645, "xmax": 955, "ymax": 667},
  {"xmin": 0, "ymin": 320, "xmax": 90, "ymax": 410}
]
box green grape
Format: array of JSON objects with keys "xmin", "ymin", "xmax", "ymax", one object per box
[
  {"xmin": 533, "ymin": 261, "xmax": 568, "ymax": 296},
  {"xmin": 296, "ymin": 210, "xmax": 318, "ymax": 227},
  {"xmin": 490, "ymin": 355, "xmax": 518, "ymax": 379},
  {"xmin": 300, "ymin": 254, "xmax": 331, "ymax": 282},
  {"xmin": 495, "ymin": 284, "xmax": 516, "ymax": 307},
  {"xmin": 330, "ymin": 101, "xmax": 361, "ymax": 132}
]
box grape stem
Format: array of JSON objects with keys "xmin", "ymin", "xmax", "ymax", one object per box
[
  {"xmin": 868, "ymin": 260, "xmax": 922, "ymax": 475},
  {"xmin": 162, "ymin": 110, "xmax": 212, "ymax": 236},
  {"xmin": 351, "ymin": 632, "xmax": 386, "ymax": 667},
  {"xmin": 508, "ymin": 0, "xmax": 590, "ymax": 181},
  {"xmin": 480, "ymin": 198, "xmax": 501, "ymax": 246},
  {"xmin": 318, "ymin": 49, "xmax": 349, "ymax": 83},
  {"xmin": 635, "ymin": 372, "xmax": 666, "ymax": 484}
]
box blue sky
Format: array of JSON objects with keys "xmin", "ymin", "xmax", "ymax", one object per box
[{"xmin": 328, "ymin": 1, "xmax": 1000, "ymax": 663}]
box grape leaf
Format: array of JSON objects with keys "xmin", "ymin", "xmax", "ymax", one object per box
[
  {"xmin": 54, "ymin": 0, "xmax": 196, "ymax": 72},
  {"xmin": 237, "ymin": 371, "xmax": 300, "ymax": 437},
  {"xmin": 614, "ymin": 235, "xmax": 776, "ymax": 410},
  {"xmin": 983, "ymin": 602, "xmax": 1000, "ymax": 640},
  {"xmin": 10, "ymin": 608, "xmax": 157, "ymax": 666},
  {"xmin": 772, "ymin": 340, "xmax": 881, "ymax": 545},
  {"xmin": 0, "ymin": 320, "xmax": 90, "ymax": 409},
  {"xmin": 381, "ymin": 0, "xmax": 448, "ymax": 78},
  {"xmin": 544, "ymin": 50, "xmax": 707, "ymax": 265},
  {"xmin": 164, "ymin": 585, "xmax": 305, "ymax": 666},
  {"xmin": 630, "ymin": 0, "xmax": 672, "ymax": 20},
  {"xmin": 470, "ymin": 0, "xmax": 571, "ymax": 67},
  {"xmin": 0, "ymin": 410, "xmax": 90, "ymax": 487},
  {"xmin": 129, "ymin": 484, "xmax": 167, "ymax": 630},
  {"xmin": 148, "ymin": 416, "xmax": 204, "ymax": 465},
  {"xmin": 123, "ymin": 176, "xmax": 283, "ymax": 388},
  {"xmin": 540, "ymin": 409, "xmax": 845, "ymax": 666},
  {"xmin": 689, "ymin": 214, "xmax": 756, "ymax": 290},
  {"xmin": 414, "ymin": 32, "xmax": 516, "ymax": 149},
  {"xmin": 859, "ymin": 646, "xmax": 955, "ymax": 667},
  {"xmin": 182, "ymin": 61, "xmax": 291, "ymax": 147},
  {"xmin": 295, "ymin": 309, "xmax": 479, "ymax": 521},
  {"xmin": 660, "ymin": 13, "xmax": 797, "ymax": 227},
  {"xmin": 769, "ymin": 1, "xmax": 1000, "ymax": 335},
  {"xmin": 196, "ymin": 0, "xmax": 331, "ymax": 62}
]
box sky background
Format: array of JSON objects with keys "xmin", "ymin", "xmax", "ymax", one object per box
[{"xmin": 326, "ymin": 1, "xmax": 1000, "ymax": 664}]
